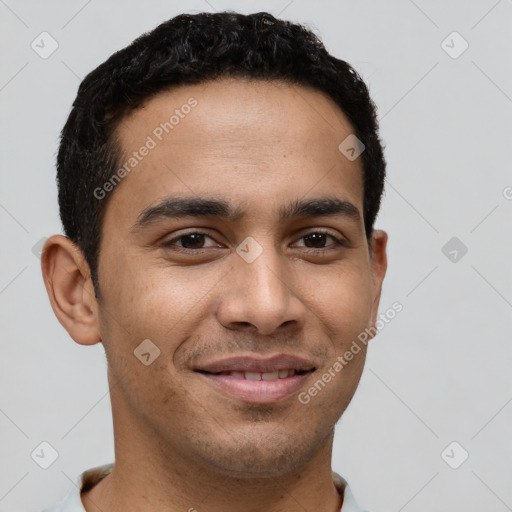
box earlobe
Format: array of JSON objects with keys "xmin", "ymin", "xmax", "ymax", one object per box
[{"xmin": 41, "ymin": 235, "xmax": 101, "ymax": 346}]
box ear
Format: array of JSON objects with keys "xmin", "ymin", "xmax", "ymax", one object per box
[
  {"xmin": 369, "ymin": 229, "xmax": 388, "ymax": 329},
  {"xmin": 41, "ymin": 234, "xmax": 101, "ymax": 345}
]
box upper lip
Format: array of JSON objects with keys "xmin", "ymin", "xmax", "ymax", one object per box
[{"xmin": 194, "ymin": 354, "xmax": 316, "ymax": 374}]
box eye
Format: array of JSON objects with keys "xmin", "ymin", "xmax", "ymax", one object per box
[
  {"xmin": 161, "ymin": 230, "xmax": 347, "ymax": 253},
  {"xmin": 293, "ymin": 231, "xmax": 346, "ymax": 250},
  {"xmin": 162, "ymin": 232, "xmax": 221, "ymax": 251}
]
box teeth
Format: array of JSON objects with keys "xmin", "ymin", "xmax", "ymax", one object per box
[{"xmin": 217, "ymin": 369, "xmax": 298, "ymax": 379}]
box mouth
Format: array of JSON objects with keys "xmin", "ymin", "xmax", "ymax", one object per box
[
  {"xmin": 193, "ymin": 354, "xmax": 316, "ymax": 403},
  {"xmin": 196, "ymin": 368, "xmax": 313, "ymax": 380}
]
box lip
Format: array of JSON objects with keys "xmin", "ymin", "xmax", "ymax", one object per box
[
  {"xmin": 196, "ymin": 370, "xmax": 315, "ymax": 403},
  {"xmin": 193, "ymin": 353, "xmax": 316, "ymax": 374},
  {"xmin": 193, "ymin": 353, "xmax": 316, "ymax": 404}
]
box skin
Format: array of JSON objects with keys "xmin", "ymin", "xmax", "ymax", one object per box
[{"xmin": 42, "ymin": 77, "xmax": 387, "ymax": 512}]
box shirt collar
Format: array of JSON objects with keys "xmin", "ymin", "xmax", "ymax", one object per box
[
  {"xmin": 46, "ymin": 464, "xmax": 365, "ymax": 512},
  {"xmin": 333, "ymin": 471, "xmax": 366, "ymax": 511}
]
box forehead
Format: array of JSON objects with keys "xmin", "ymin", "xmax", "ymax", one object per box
[
  {"xmin": 108, "ymin": 78, "xmax": 364, "ymax": 223},
  {"xmin": 117, "ymin": 77, "xmax": 357, "ymax": 155}
]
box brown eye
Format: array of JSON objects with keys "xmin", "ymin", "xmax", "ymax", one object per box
[
  {"xmin": 303, "ymin": 233, "xmax": 329, "ymax": 248},
  {"xmin": 176, "ymin": 233, "xmax": 206, "ymax": 249},
  {"xmin": 294, "ymin": 231, "xmax": 345, "ymax": 250},
  {"xmin": 163, "ymin": 232, "xmax": 221, "ymax": 251}
]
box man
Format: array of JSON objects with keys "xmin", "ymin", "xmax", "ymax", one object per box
[{"xmin": 41, "ymin": 11, "xmax": 387, "ymax": 512}]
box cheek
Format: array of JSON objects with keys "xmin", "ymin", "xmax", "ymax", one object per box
[
  {"xmin": 300, "ymin": 267, "xmax": 372, "ymax": 412},
  {"xmin": 302, "ymin": 261, "xmax": 374, "ymax": 342},
  {"xmin": 97, "ymin": 255, "xmax": 208, "ymax": 404},
  {"xmin": 98, "ymin": 250, "xmax": 220, "ymax": 346}
]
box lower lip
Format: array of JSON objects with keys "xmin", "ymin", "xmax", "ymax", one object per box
[{"xmin": 196, "ymin": 372, "xmax": 314, "ymax": 403}]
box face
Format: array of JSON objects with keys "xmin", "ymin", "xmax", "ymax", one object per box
[{"xmin": 92, "ymin": 78, "xmax": 387, "ymax": 476}]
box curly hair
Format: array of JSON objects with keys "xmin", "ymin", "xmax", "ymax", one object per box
[{"xmin": 57, "ymin": 11, "xmax": 386, "ymax": 294}]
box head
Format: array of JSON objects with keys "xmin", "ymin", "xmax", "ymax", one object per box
[{"xmin": 42, "ymin": 11, "xmax": 388, "ymax": 476}]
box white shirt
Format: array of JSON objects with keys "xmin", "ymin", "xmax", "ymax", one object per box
[{"xmin": 41, "ymin": 463, "xmax": 367, "ymax": 511}]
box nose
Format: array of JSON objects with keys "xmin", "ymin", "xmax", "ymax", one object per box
[{"xmin": 215, "ymin": 244, "xmax": 307, "ymax": 336}]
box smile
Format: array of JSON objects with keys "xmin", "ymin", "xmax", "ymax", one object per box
[
  {"xmin": 201, "ymin": 368, "xmax": 309, "ymax": 380},
  {"xmin": 195, "ymin": 368, "xmax": 315, "ymax": 403}
]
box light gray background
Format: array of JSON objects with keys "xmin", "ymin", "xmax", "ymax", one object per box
[{"xmin": 1, "ymin": 1, "xmax": 511, "ymax": 510}]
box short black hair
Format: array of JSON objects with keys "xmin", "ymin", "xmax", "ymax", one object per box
[{"xmin": 57, "ymin": 11, "xmax": 386, "ymax": 295}]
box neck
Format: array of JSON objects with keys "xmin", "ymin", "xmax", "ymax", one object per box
[
  {"xmin": 81, "ymin": 384, "xmax": 343, "ymax": 512},
  {"xmin": 82, "ymin": 436, "xmax": 343, "ymax": 512}
]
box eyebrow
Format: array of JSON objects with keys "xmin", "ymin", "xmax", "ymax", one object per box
[{"xmin": 131, "ymin": 196, "xmax": 361, "ymax": 232}]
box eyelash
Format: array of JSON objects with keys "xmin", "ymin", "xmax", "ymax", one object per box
[{"xmin": 161, "ymin": 230, "xmax": 347, "ymax": 253}]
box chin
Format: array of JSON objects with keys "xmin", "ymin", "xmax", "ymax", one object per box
[{"xmin": 198, "ymin": 434, "xmax": 322, "ymax": 478}]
